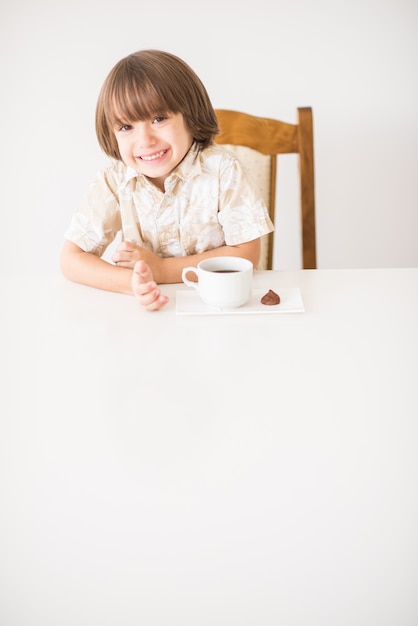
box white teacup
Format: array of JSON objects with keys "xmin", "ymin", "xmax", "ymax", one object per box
[{"xmin": 181, "ymin": 256, "xmax": 253, "ymax": 309}]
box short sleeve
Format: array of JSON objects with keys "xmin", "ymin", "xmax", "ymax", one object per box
[
  {"xmin": 217, "ymin": 153, "xmax": 274, "ymax": 245},
  {"xmin": 64, "ymin": 168, "xmax": 122, "ymax": 256}
]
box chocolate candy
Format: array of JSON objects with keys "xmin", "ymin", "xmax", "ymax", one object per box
[{"xmin": 261, "ymin": 289, "xmax": 280, "ymax": 305}]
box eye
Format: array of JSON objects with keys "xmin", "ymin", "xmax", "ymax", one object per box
[
  {"xmin": 113, "ymin": 121, "xmax": 133, "ymax": 133},
  {"xmin": 152, "ymin": 116, "xmax": 167, "ymax": 124}
]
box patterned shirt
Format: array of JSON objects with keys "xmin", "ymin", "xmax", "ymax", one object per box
[{"xmin": 64, "ymin": 142, "xmax": 274, "ymax": 259}]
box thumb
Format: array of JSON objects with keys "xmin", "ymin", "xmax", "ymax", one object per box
[{"xmin": 133, "ymin": 260, "xmax": 153, "ymax": 282}]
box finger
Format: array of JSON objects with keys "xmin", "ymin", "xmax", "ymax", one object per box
[
  {"xmin": 133, "ymin": 282, "xmax": 168, "ymax": 309},
  {"xmin": 144, "ymin": 293, "xmax": 169, "ymax": 311},
  {"xmin": 133, "ymin": 260, "xmax": 153, "ymax": 283},
  {"xmin": 134, "ymin": 278, "xmax": 167, "ymax": 303},
  {"xmin": 113, "ymin": 251, "xmax": 130, "ymax": 264},
  {"xmin": 117, "ymin": 240, "xmax": 135, "ymax": 252},
  {"xmin": 115, "ymin": 260, "xmax": 136, "ymax": 269},
  {"xmin": 137, "ymin": 286, "xmax": 167, "ymax": 309},
  {"xmin": 114, "ymin": 249, "xmax": 134, "ymax": 262}
]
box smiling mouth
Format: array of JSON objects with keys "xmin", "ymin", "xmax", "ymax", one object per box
[{"xmin": 139, "ymin": 149, "xmax": 167, "ymax": 161}]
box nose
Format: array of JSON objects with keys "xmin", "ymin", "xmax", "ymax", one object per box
[{"xmin": 134, "ymin": 122, "xmax": 156, "ymax": 149}]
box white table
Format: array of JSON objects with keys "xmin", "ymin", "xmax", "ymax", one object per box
[{"xmin": 1, "ymin": 268, "xmax": 417, "ymax": 625}]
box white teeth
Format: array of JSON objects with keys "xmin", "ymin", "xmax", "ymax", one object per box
[{"xmin": 141, "ymin": 150, "xmax": 165, "ymax": 161}]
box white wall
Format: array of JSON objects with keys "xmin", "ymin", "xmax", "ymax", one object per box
[{"xmin": 1, "ymin": 0, "xmax": 417, "ymax": 272}]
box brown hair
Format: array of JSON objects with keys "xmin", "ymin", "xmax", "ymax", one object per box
[{"xmin": 95, "ymin": 49, "xmax": 219, "ymax": 160}]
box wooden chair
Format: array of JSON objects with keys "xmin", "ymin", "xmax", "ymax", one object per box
[{"xmin": 214, "ymin": 107, "xmax": 316, "ymax": 269}]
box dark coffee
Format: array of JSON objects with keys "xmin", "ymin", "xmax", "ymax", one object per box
[{"xmin": 212, "ymin": 269, "xmax": 239, "ymax": 273}]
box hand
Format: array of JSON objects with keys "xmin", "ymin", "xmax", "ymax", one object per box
[
  {"xmin": 131, "ymin": 260, "xmax": 169, "ymax": 311},
  {"xmin": 113, "ymin": 241, "xmax": 158, "ymax": 270}
]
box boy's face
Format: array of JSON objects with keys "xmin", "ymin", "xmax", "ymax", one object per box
[{"xmin": 113, "ymin": 113, "xmax": 193, "ymax": 190}]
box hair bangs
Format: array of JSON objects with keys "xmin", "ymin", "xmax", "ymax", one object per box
[{"xmin": 106, "ymin": 77, "xmax": 174, "ymax": 127}]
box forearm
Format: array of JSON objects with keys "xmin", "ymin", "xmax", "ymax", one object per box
[
  {"xmin": 155, "ymin": 239, "xmax": 261, "ymax": 284},
  {"xmin": 60, "ymin": 241, "xmax": 133, "ymax": 294}
]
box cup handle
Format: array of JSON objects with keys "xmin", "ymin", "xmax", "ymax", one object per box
[{"xmin": 182, "ymin": 266, "xmax": 198, "ymax": 288}]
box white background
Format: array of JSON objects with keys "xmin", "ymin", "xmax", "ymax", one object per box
[
  {"xmin": 1, "ymin": 4, "xmax": 418, "ymax": 624},
  {"xmin": 1, "ymin": 0, "xmax": 417, "ymax": 271}
]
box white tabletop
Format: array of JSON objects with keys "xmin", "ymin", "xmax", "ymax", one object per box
[{"xmin": 1, "ymin": 268, "xmax": 418, "ymax": 625}]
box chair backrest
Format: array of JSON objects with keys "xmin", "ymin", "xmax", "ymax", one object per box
[{"xmin": 214, "ymin": 107, "xmax": 316, "ymax": 269}]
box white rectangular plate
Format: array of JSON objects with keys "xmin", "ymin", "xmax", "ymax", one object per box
[{"xmin": 176, "ymin": 288, "xmax": 305, "ymax": 315}]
